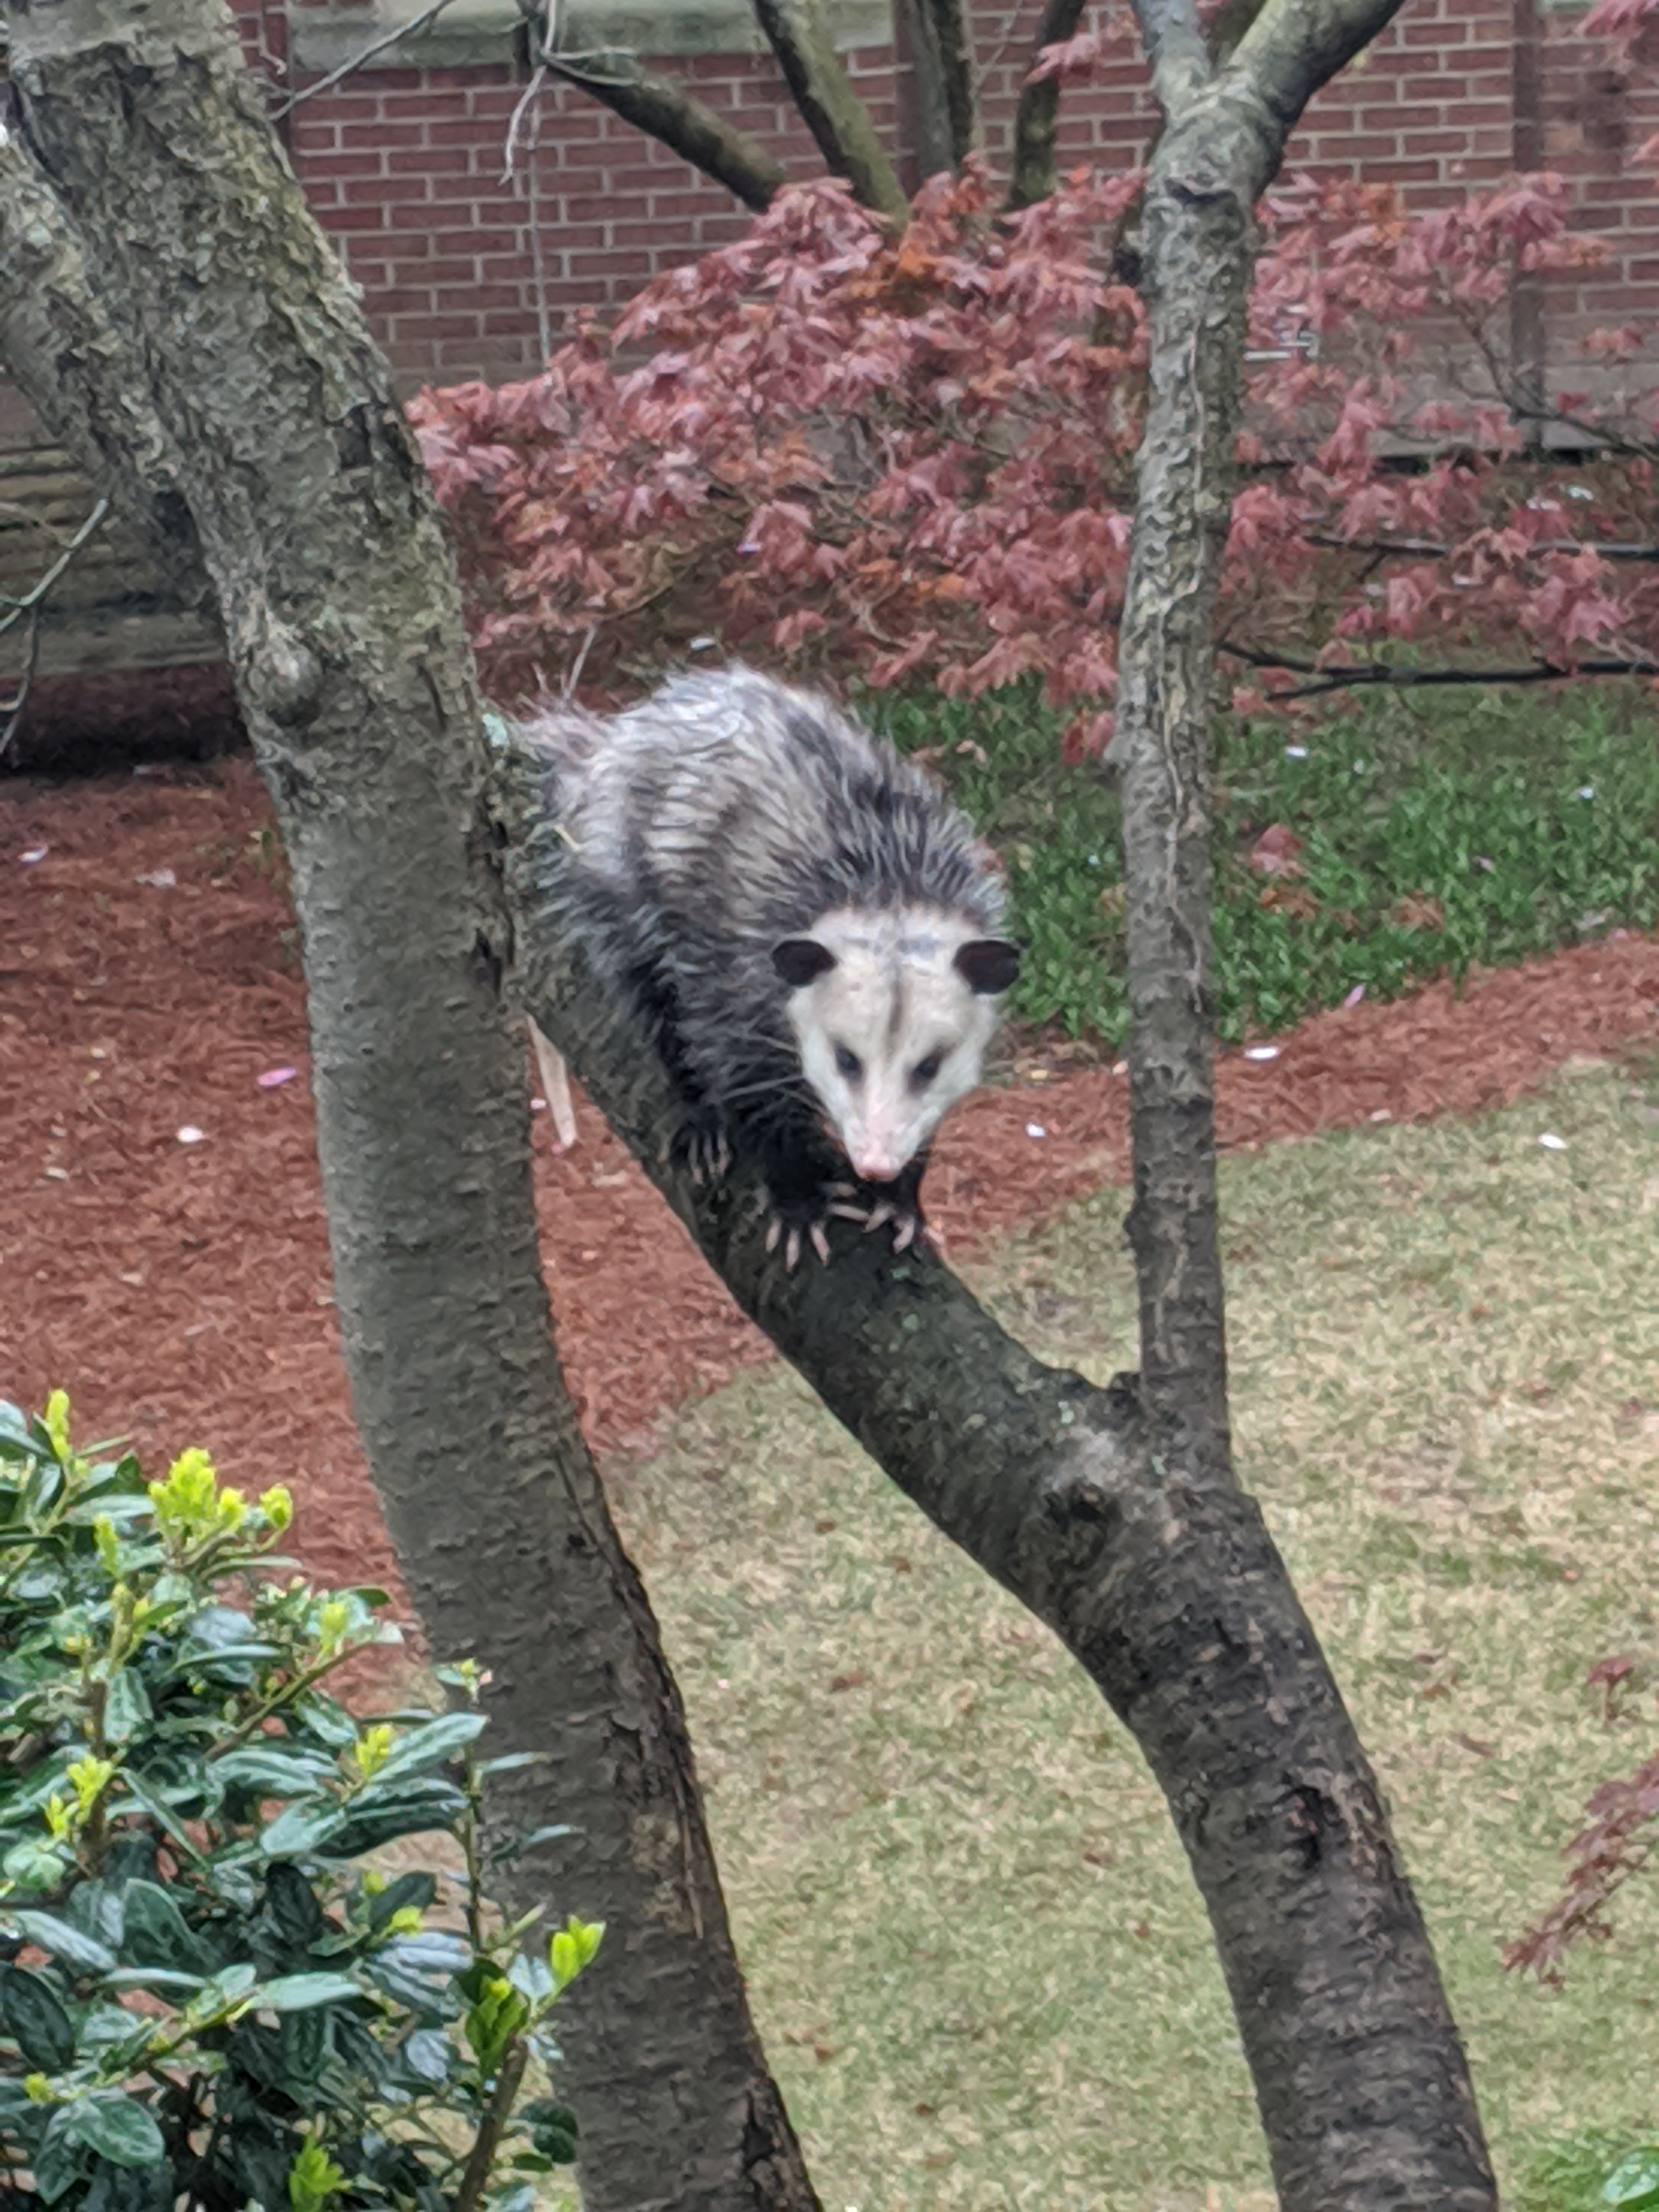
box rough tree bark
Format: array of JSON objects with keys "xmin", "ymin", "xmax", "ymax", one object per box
[
  {"xmin": 0, "ymin": 14, "xmax": 816, "ymax": 2210},
  {"xmin": 0, "ymin": 120, "xmax": 208, "ymax": 612},
  {"xmin": 895, "ymin": 0, "xmax": 978, "ymax": 176}
]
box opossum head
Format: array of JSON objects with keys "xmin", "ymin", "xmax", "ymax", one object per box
[{"xmin": 772, "ymin": 909, "xmax": 1020, "ymax": 1184}]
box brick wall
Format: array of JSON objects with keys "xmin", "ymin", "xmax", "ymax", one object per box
[{"xmin": 259, "ymin": 0, "xmax": 1659, "ymax": 394}]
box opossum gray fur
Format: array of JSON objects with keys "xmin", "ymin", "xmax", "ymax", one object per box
[{"xmin": 526, "ymin": 665, "xmax": 1019, "ymax": 1265}]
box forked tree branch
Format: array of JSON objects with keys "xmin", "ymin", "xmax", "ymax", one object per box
[
  {"xmin": 499, "ymin": 733, "xmax": 1497, "ymax": 2212},
  {"xmin": 1107, "ymin": 0, "xmax": 1496, "ymax": 2180}
]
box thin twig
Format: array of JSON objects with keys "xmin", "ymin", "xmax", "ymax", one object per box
[
  {"xmin": 0, "ymin": 496, "xmax": 110, "ymax": 761},
  {"xmin": 1223, "ymin": 638, "xmax": 1659, "ymax": 697},
  {"xmin": 0, "ymin": 496, "xmax": 110, "ymax": 636},
  {"xmin": 272, "ymin": 0, "xmax": 466, "ymax": 117},
  {"xmin": 455, "ymin": 2040, "xmax": 529, "ymax": 2212},
  {"xmin": 1305, "ymin": 535, "xmax": 1659, "ymax": 563}
]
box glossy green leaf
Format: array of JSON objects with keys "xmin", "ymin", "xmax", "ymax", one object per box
[
  {"xmin": 251, "ymin": 1971, "xmax": 360, "ymax": 2012},
  {"xmin": 65, "ymin": 2095, "xmax": 166, "ymax": 2169},
  {"xmin": 2, "ymin": 1963, "xmax": 76, "ymax": 2068},
  {"xmin": 8, "ymin": 1909, "xmax": 116, "ymax": 1980}
]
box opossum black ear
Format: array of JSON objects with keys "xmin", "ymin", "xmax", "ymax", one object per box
[
  {"xmin": 772, "ymin": 938, "xmax": 838, "ymax": 989},
  {"xmin": 955, "ymin": 939, "xmax": 1021, "ymax": 995}
]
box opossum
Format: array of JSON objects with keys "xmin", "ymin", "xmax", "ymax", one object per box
[{"xmin": 527, "ymin": 666, "xmax": 1019, "ymax": 1267}]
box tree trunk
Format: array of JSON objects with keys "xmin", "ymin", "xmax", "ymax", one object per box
[
  {"xmin": 1, "ymin": 13, "xmax": 816, "ymax": 2208},
  {"xmin": 502, "ymin": 738, "xmax": 1497, "ymax": 2210}
]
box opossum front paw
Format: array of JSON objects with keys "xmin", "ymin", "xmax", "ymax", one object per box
[
  {"xmin": 862, "ymin": 1198, "xmax": 929, "ymax": 1254},
  {"xmin": 668, "ymin": 1106, "xmax": 732, "ymax": 1188},
  {"xmin": 761, "ymin": 1187, "xmax": 842, "ymax": 1272},
  {"xmin": 826, "ymin": 1193, "xmax": 930, "ymax": 1255},
  {"xmin": 822, "ymin": 1181, "xmax": 933, "ymax": 1257}
]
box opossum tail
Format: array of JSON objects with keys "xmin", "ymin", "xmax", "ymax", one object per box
[{"xmin": 528, "ymin": 1015, "xmax": 579, "ymax": 1151}]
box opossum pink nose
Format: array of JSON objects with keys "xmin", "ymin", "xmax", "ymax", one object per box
[{"xmin": 852, "ymin": 1149, "xmax": 902, "ymax": 1183}]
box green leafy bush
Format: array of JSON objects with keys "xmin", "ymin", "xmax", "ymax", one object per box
[
  {"xmin": 872, "ymin": 680, "xmax": 1659, "ymax": 1047},
  {"xmin": 0, "ymin": 1393, "xmax": 600, "ymax": 2210}
]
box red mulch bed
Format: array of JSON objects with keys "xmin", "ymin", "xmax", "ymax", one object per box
[{"xmin": 6, "ymin": 758, "xmax": 1659, "ymax": 1607}]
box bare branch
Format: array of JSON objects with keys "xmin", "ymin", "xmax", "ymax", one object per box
[
  {"xmin": 1304, "ymin": 535, "xmax": 1659, "ymax": 563},
  {"xmin": 546, "ymin": 50, "xmax": 788, "ymax": 211},
  {"xmin": 271, "ymin": 0, "xmax": 466, "ymax": 117},
  {"xmin": 1131, "ymin": 0, "xmax": 1211, "ymax": 120},
  {"xmin": 0, "ymin": 493, "xmax": 109, "ymax": 637},
  {"xmin": 751, "ymin": 0, "xmax": 911, "ymax": 220},
  {"xmin": 1224, "ymin": 0, "xmax": 1409, "ymax": 158},
  {"xmin": 0, "ymin": 496, "xmax": 110, "ymax": 756},
  {"xmin": 1006, "ymin": 0, "xmax": 1089, "ymax": 210},
  {"xmin": 900, "ymin": 0, "xmax": 978, "ymax": 173},
  {"xmin": 1223, "ymin": 639, "xmax": 1659, "ymax": 696}
]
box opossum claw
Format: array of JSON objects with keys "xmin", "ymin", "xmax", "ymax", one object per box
[
  {"xmin": 891, "ymin": 1211, "xmax": 918, "ymax": 1253},
  {"xmin": 784, "ymin": 1226, "xmax": 803, "ymax": 1272},
  {"xmin": 810, "ymin": 1221, "xmax": 832, "ymax": 1267},
  {"xmin": 861, "ymin": 1200, "xmax": 895, "ymax": 1235},
  {"xmin": 827, "ymin": 1201, "xmax": 870, "ymax": 1224},
  {"xmin": 765, "ymin": 1217, "xmax": 783, "ymax": 1255}
]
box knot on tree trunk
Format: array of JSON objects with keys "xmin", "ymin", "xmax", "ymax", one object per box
[{"xmin": 244, "ymin": 616, "xmax": 324, "ymax": 727}]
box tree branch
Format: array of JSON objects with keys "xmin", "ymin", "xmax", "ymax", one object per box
[
  {"xmin": 0, "ymin": 494, "xmax": 110, "ymax": 755},
  {"xmin": 1005, "ymin": 0, "xmax": 1089, "ymax": 211},
  {"xmin": 0, "ymin": 118, "xmax": 212, "ymax": 613},
  {"xmin": 1303, "ymin": 535, "xmax": 1659, "ymax": 562},
  {"xmin": 1224, "ymin": 0, "xmax": 1408, "ymax": 151},
  {"xmin": 499, "ymin": 732, "xmax": 1497, "ymax": 2212},
  {"xmin": 750, "ymin": 0, "xmax": 911, "ymax": 220},
  {"xmin": 1130, "ymin": 0, "xmax": 1211, "ymax": 120},
  {"xmin": 272, "ymin": 0, "xmax": 466, "ymax": 116},
  {"xmin": 905, "ymin": 0, "xmax": 978, "ymax": 171},
  {"xmin": 1223, "ymin": 639, "xmax": 1659, "ymax": 695},
  {"xmin": 546, "ymin": 50, "xmax": 787, "ymax": 212}
]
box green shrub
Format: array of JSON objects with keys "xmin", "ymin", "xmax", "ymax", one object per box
[
  {"xmin": 870, "ymin": 680, "xmax": 1659, "ymax": 1047},
  {"xmin": 0, "ymin": 1393, "xmax": 600, "ymax": 2210}
]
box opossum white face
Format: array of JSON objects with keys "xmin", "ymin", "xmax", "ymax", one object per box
[{"xmin": 772, "ymin": 909, "xmax": 1020, "ymax": 1184}]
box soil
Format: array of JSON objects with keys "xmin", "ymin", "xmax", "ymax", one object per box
[{"xmin": 6, "ymin": 756, "xmax": 1659, "ymax": 1612}]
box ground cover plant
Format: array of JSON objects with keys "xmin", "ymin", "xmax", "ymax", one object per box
[
  {"xmin": 596, "ymin": 1064, "xmax": 1659, "ymax": 2208},
  {"xmin": 0, "ymin": 1398, "xmax": 600, "ymax": 2210},
  {"xmin": 872, "ymin": 679, "xmax": 1659, "ymax": 1047}
]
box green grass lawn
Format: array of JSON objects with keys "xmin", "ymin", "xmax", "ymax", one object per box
[
  {"xmin": 602, "ymin": 1063, "xmax": 1659, "ymax": 2209},
  {"xmin": 869, "ymin": 681, "xmax": 1659, "ymax": 1051}
]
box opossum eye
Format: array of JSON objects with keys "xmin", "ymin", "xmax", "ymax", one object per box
[
  {"xmin": 910, "ymin": 1052, "xmax": 943, "ymax": 1090},
  {"xmin": 833, "ymin": 1045, "xmax": 863, "ymax": 1084}
]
